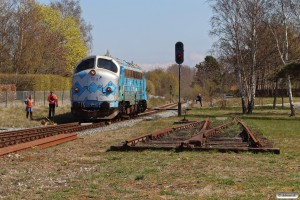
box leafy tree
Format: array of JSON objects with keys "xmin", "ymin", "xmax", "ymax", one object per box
[
  {"xmin": 276, "ymin": 62, "xmax": 300, "ymax": 115},
  {"xmin": 50, "ymin": 0, "xmax": 93, "ymax": 50},
  {"xmin": 277, "ymin": 63, "xmax": 300, "ymax": 79},
  {"xmin": 39, "ymin": 4, "xmax": 88, "ymax": 75},
  {"xmin": 146, "ymin": 80, "xmax": 155, "ymax": 94},
  {"xmin": 194, "ymin": 56, "xmax": 223, "ymax": 106},
  {"xmin": 0, "ymin": 0, "xmax": 90, "ymax": 78},
  {"xmin": 167, "ymin": 64, "xmax": 196, "ymax": 99},
  {"xmin": 146, "ymin": 68, "xmax": 178, "ymax": 98}
]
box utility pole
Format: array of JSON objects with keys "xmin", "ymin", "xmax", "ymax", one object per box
[{"xmin": 178, "ymin": 64, "xmax": 181, "ymax": 116}]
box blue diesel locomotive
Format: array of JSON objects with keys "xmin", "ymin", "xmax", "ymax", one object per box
[{"xmin": 71, "ymin": 55, "xmax": 147, "ymax": 120}]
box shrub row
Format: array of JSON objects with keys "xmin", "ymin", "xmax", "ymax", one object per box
[{"xmin": 0, "ymin": 74, "xmax": 71, "ymax": 91}]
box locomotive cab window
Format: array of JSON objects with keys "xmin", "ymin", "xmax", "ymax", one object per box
[
  {"xmin": 97, "ymin": 58, "xmax": 118, "ymax": 73},
  {"xmin": 75, "ymin": 58, "xmax": 95, "ymax": 73}
]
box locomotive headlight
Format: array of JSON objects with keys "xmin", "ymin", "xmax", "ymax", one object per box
[
  {"xmin": 90, "ymin": 70, "xmax": 96, "ymax": 76},
  {"xmin": 106, "ymin": 87, "xmax": 112, "ymax": 92},
  {"xmin": 74, "ymin": 87, "xmax": 79, "ymax": 93}
]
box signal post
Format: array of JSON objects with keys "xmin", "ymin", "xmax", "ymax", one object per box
[{"xmin": 175, "ymin": 41, "xmax": 184, "ymax": 116}]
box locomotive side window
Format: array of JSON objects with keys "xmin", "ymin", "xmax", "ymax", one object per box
[
  {"xmin": 97, "ymin": 58, "xmax": 118, "ymax": 73},
  {"xmin": 125, "ymin": 69, "xmax": 142, "ymax": 79},
  {"xmin": 75, "ymin": 58, "xmax": 95, "ymax": 73}
]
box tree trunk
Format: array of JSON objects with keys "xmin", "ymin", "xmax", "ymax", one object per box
[
  {"xmin": 280, "ymin": 0, "xmax": 295, "ymax": 116},
  {"xmin": 273, "ymin": 80, "xmax": 278, "ymax": 109},
  {"xmin": 247, "ymin": 59, "xmax": 256, "ymax": 114},
  {"xmin": 247, "ymin": 13, "xmax": 258, "ymax": 115},
  {"xmin": 287, "ymin": 75, "xmax": 295, "ymax": 116},
  {"xmin": 237, "ymin": 67, "xmax": 246, "ymax": 114}
]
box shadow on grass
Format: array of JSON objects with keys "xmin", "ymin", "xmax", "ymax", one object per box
[
  {"xmin": 53, "ymin": 112, "xmax": 78, "ymax": 124},
  {"xmin": 34, "ymin": 112, "xmax": 77, "ymax": 124}
]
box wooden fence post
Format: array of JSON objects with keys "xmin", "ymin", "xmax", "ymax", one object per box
[
  {"xmin": 62, "ymin": 90, "xmax": 64, "ymax": 105},
  {"xmin": 5, "ymin": 91, "xmax": 8, "ymax": 108},
  {"xmin": 33, "ymin": 91, "xmax": 35, "ymax": 106}
]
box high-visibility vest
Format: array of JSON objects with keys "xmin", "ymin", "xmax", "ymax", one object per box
[
  {"xmin": 26, "ymin": 99, "xmax": 33, "ymax": 108},
  {"xmin": 48, "ymin": 94, "xmax": 58, "ymax": 105}
]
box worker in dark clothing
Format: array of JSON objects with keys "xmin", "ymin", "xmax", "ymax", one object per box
[
  {"xmin": 196, "ymin": 93, "xmax": 202, "ymax": 107},
  {"xmin": 47, "ymin": 91, "xmax": 58, "ymax": 119}
]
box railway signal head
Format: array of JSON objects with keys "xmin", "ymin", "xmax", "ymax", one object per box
[{"xmin": 175, "ymin": 41, "xmax": 184, "ymax": 64}]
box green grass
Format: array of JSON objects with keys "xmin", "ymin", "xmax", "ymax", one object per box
[
  {"xmin": 1, "ymin": 98, "xmax": 299, "ymax": 200},
  {"xmin": 43, "ymin": 106, "xmax": 300, "ymax": 200},
  {"xmin": 210, "ymin": 96, "xmax": 300, "ymax": 108}
]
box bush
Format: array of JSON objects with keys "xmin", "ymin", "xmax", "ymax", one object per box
[{"xmin": 0, "ymin": 74, "xmax": 71, "ymax": 91}]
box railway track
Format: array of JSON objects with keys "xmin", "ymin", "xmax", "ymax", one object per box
[
  {"xmin": 138, "ymin": 103, "xmax": 178, "ymax": 116},
  {"xmin": 110, "ymin": 118, "xmax": 280, "ymax": 154},
  {"xmin": 0, "ymin": 103, "xmax": 178, "ymax": 156}
]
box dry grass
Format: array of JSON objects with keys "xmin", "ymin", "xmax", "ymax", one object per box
[
  {"xmin": 0, "ymin": 105, "xmax": 75, "ymax": 128},
  {"xmin": 0, "ymin": 98, "xmax": 168, "ymax": 128},
  {"xmin": 0, "ymin": 102, "xmax": 299, "ymax": 199}
]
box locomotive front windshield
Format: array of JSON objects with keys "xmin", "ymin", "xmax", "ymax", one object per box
[
  {"xmin": 75, "ymin": 58, "xmax": 95, "ymax": 73},
  {"xmin": 97, "ymin": 58, "xmax": 118, "ymax": 73}
]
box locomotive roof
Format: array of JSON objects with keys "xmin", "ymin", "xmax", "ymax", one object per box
[
  {"xmin": 80, "ymin": 55, "xmax": 144, "ymax": 73},
  {"xmin": 84, "ymin": 55, "xmax": 143, "ymax": 72},
  {"xmin": 113, "ymin": 57, "xmax": 141, "ymax": 70}
]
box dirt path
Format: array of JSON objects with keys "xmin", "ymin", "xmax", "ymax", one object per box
[{"xmin": 272, "ymin": 102, "xmax": 300, "ymax": 109}]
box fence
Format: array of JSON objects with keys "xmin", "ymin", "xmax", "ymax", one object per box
[{"xmin": 0, "ymin": 91, "xmax": 71, "ymax": 108}]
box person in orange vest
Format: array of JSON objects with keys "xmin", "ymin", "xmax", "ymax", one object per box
[
  {"xmin": 24, "ymin": 95, "xmax": 34, "ymax": 120},
  {"xmin": 47, "ymin": 91, "xmax": 58, "ymax": 119}
]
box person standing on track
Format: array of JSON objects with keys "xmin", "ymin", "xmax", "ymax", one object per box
[
  {"xmin": 47, "ymin": 91, "xmax": 58, "ymax": 119},
  {"xmin": 25, "ymin": 95, "xmax": 34, "ymax": 120}
]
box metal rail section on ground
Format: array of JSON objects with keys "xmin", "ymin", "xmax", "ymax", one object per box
[{"xmin": 110, "ymin": 118, "xmax": 280, "ymax": 154}]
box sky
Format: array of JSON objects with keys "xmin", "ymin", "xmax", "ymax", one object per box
[{"xmin": 37, "ymin": 0, "xmax": 214, "ymax": 71}]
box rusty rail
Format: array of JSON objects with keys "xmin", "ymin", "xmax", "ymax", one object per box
[
  {"xmin": 0, "ymin": 133, "xmax": 78, "ymax": 156},
  {"xmin": 138, "ymin": 103, "xmax": 178, "ymax": 117},
  {"xmin": 124, "ymin": 121, "xmax": 204, "ymax": 147},
  {"xmin": 237, "ymin": 120, "xmax": 262, "ymax": 147},
  {"xmin": 182, "ymin": 119, "xmax": 210, "ymax": 147},
  {"xmin": 182, "ymin": 119, "xmax": 236, "ymax": 147},
  {"xmin": 111, "ymin": 118, "xmax": 280, "ymax": 154}
]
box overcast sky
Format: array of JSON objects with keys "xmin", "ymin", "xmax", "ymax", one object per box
[{"xmin": 38, "ymin": 0, "xmax": 214, "ymax": 70}]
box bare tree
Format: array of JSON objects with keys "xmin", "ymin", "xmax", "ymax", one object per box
[
  {"xmin": 210, "ymin": 0, "xmax": 300, "ymax": 115},
  {"xmin": 265, "ymin": 0, "xmax": 298, "ymax": 116},
  {"xmin": 0, "ymin": 0, "xmax": 17, "ymax": 71},
  {"xmin": 210, "ymin": 0, "xmax": 248, "ymax": 113},
  {"xmin": 241, "ymin": 0, "xmax": 267, "ymax": 113}
]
